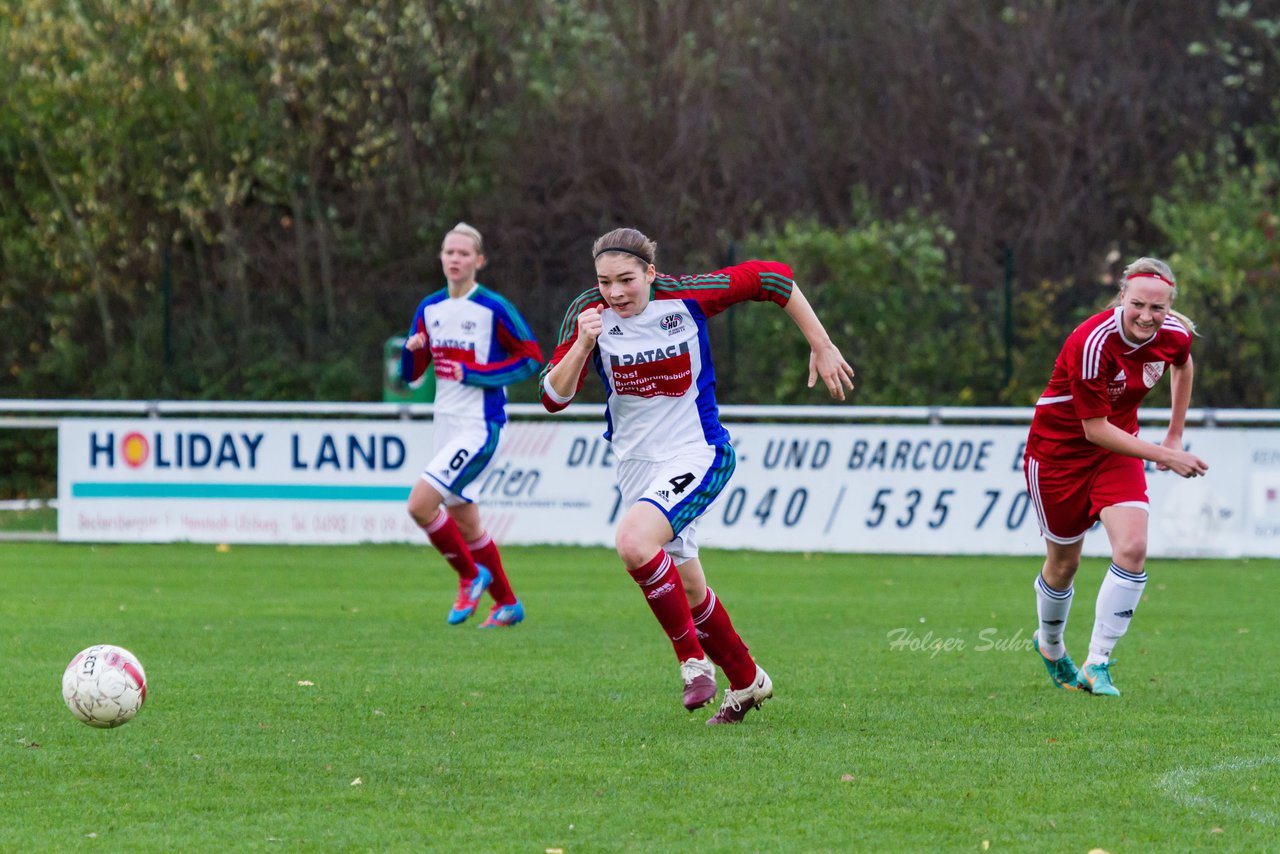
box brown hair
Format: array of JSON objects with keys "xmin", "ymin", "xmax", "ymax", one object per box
[
  {"xmin": 591, "ymin": 227, "xmax": 657, "ymax": 267},
  {"xmin": 1112, "ymin": 256, "xmax": 1197, "ymax": 334}
]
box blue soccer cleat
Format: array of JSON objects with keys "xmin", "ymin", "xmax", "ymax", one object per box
[
  {"xmin": 1081, "ymin": 661, "xmax": 1121, "ymax": 696},
  {"xmin": 446, "ymin": 566, "xmax": 492, "ymax": 625},
  {"xmin": 477, "ymin": 600, "xmax": 525, "ymax": 628},
  {"xmin": 1033, "ymin": 631, "xmax": 1087, "ymax": 691}
]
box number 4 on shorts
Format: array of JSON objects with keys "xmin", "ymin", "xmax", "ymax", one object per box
[{"xmin": 668, "ymin": 473, "xmax": 695, "ymax": 494}]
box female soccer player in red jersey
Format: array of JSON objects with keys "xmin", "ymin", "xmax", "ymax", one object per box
[
  {"xmin": 400, "ymin": 223, "xmax": 543, "ymax": 627},
  {"xmin": 540, "ymin": 227, "xmax": 855, "ymax": 723},
  {"xmin": 1024, "ymin": 257, "xmax": 1208, "ymax": 696}
]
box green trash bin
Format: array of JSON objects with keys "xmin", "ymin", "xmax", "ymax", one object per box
[{"xmin": 383, "ymin": 336, "xmax": 436, "ymax": 403}]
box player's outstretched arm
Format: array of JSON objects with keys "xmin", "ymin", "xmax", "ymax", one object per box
[{"xmin": 783, "ymin": 284, "xmax": 855, "ymax": 401}]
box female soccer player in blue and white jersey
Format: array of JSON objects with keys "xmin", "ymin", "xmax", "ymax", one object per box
[
  {"xmin": 541, "ymin": 227, "xmax": 855, "ymax": 723},
  {"xmin": 401, "ymin": 223, "xmax": 543, "ymax": 627}
]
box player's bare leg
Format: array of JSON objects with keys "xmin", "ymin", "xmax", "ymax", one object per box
[{"xmin": 678, "ymin": 558, "xmax": 707, "ymax": 609}]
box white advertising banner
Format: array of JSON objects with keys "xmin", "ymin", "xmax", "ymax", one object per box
[{"xmin": 57, "ymin": 418, "xmax": 1280, "ymax": 557}]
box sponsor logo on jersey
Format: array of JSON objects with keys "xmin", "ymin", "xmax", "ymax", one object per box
[
  {"xmin": 609, "ymin": 342, "xmax": 694, "ymax": 398},
  {"xmin": 608, "ymin": 325, "xmax": 623, "ymax": 336},
  {"xmin": 609, "ymin": 342, "xmax": 690, "ymax": 366},
  {"xmin": 1107, "ymin": 373, "xmax": 1126, "ymax": 400},
  {"xmin": 1142, "ymin": 362, "xmax": 1165, "ymax": 388},
  {"xmin": 432, "ymin": 338, "xmax": 475, "ymax": 351},
  {"xmin": 1113, "ymin": 369, "xmax": 1126, "ymax": 382}
]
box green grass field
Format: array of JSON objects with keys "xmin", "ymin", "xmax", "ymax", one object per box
[{"xmin": 3, "ymin": 543, "xmax": 1277, "ymax": 851}]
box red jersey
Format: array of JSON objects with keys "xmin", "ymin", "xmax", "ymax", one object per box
[{"xmin": 1026, "ymin": 306, "xmax": 1191, "ymax": 464}]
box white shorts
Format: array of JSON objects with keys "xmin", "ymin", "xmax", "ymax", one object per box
[
  {"xmin": 420, "ymin": 415, "xmax": 503, "ymax": 506},
  {"xmin": 615, "ymin": 442, "xmax": 736, "ymax": 563}
]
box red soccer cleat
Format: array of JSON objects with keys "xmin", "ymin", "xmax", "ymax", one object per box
[
  {"xmin": 681, "ymin": 657, "xmax": 717, "ymax": 710},
  {"xmin": 706, "ymin": 666, "xmax": 773, "ymax": 725}
]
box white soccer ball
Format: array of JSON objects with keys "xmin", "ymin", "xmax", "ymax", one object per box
[{"xmin": 61, "ymin": 644, "xmax": 148, "ymax": 728}]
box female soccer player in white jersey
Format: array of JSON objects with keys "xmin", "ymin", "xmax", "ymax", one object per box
[
  {"xmin": 541, "ymin": 227, "xmax": 855, "ymax": 723},
  {"xmin": 1025, "ymin": 257, "xmax": 1208, "ymax": 696},
  {"xmin": 400, "ymin": 223, "xmax": 543, "ymax": 627}
]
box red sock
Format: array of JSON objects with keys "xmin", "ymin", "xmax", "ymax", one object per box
[
  {"xmin": 691, "ymin": 588, "xmax": 757, "ymax": 690},
  {"xmin": 421, "ymin": 509, "xmax": 477, "ymax": 581},
  {"xmin": 627, "ymin": 551, "xmax": 704, "ymax": 662},
  {"xmin": 467, "ymin": 532, "xmax": 516, "ymax": 606}
]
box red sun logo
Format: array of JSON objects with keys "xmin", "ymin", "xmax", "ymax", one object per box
[{"xmin": 121, "ymin": 432, "xmax": 149, "ymax": 468}]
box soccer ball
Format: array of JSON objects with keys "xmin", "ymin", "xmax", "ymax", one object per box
[{"xmin": 61, "ymin": 644, "xmax": 148, "ymax": 728}]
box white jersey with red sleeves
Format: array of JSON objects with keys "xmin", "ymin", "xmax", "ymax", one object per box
[
  {"xmin": 541, "ymin": 261, "xmax": 793, "ymax": 462},
  {"xmin": 399, "ymin": 283, "xmax": 542, "ymax": 425},
  {"xmin": 1026, "ymin": 306, "xmax": 1192, "ymax": 465}
]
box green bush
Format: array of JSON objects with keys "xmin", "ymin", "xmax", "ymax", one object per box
[
  {"xmin": 722, "ymin": 197, "xmax": 1003, "ymax": 405},
  {"xmin": 1150, "ymin": 132, "xmax": 1280, "ymax": 408},
  {"xmin": 0, "ymin": 431, "xmax": 56, "ymax": 500},
  {"xmin": 1004, "ymin": 275, "xmax": 1101, "ymax": 406}
]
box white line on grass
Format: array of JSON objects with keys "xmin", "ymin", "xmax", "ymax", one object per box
[{"xmin": 1157, "ymin": 756, "xmax": 1279, "ymax": 825}]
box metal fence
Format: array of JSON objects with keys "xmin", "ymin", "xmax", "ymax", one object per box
[{"xmin": 5, "ymin": 399, "xmax": 1280, "ymax": 426}]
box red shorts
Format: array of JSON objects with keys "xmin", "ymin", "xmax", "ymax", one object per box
[{"xmin": 1023, "ymin": 452, "xmax": 1149, "ymax": 544}]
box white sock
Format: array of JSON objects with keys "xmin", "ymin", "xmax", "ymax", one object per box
[
  {"xmin": 1034, "ymin": 573, "xmax": 1073, "ymax": 660},
  {"xmin": 1086, "ymin": 563, "xmax": 1148, "ymax": 666}
]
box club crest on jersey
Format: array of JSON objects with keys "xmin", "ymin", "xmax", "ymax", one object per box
[
  {"xmin": 1143, "ymin": 362, "xmax": 1166, "ymax": 388},
  {"xmin": 462, "ymin": 320, "xmax": 476, "ymax": 331},
  {"xmin": 660, "ymin": 313, "xmax": 684, "ymax": 334}
]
